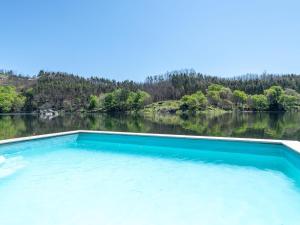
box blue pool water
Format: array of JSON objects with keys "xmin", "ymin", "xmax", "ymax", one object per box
[{"xmin": 1, "ymin": 133, "xmax": 300, "ymax": 225}]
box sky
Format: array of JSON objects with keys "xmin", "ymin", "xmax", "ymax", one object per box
[{"xmin": 1, "ymin": 0, "xmax": 300, "ymax": 81}]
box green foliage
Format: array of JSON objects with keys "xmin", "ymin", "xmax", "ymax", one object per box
[
  {"xmin": 2, "ymin": 70, "xmax": 300, "ymax": 113},
  {"xmin": 250, "ymin": 95, "xmax": 268, "ymax": 111},
  {"xmin": 219, "ymin": 87, "xmax": 232, "ymax": 100},
  {"xmin": 144, "ymin": 70, "xmax": 300, "ymax": 102},
  {"xmin": 264, "ymin": 86, "xmax": 284, "ymax": 110},
  {"xmin": 12, "ymin": 94, "xmax": 26, "ymax": 112},
  {"xmin": 221, "ymin": 99, "xmax": 233, "ymax": 110},
  {"xmin": 207, "ymin": 84, "xmax": 233, "ymax": 109},
  {"xmin": 103, "ymin": 92, "xmax": 114, "ymax": 111},
  {"xmin": 0, "ymin": 87, "xmax": 14, "ymax": 112},
  {"xmin": 104, "ymin": 89, "xmax": 130, "ymax": 111},
  {"xmin": 23, "ymin": 88, "xmax": 37, "ymax": 111},
  {"xmin": 208, "ymin": 84, "xmax": 224, "ymax": 92},
  {"xmin": 0, "ymin": 86, "xmax": 25, "ymax": 113},
  {"xmin": 282, "ymin": 88, "xmax": 300, "ymax": 109},
  {"xmin": 180, "ymin": 91, "xmax": 207, "ymax": 111},
  {"xmin": 206, "ymin": 90, "xmax": 220, "ymax": 106},
  {"xmin": 233, "ymin": 90, "xmax": 247, "ymax": 108},
  {"xmin": 102, "ymin": 89, "xmax": 151, "ymax": 112},
  {"xmin": 89, "ymin": 95, "xmax": 100, "ymax": 110},
  {"xmin": 143, "ymin": 100, "xmax": 181, "ymax": 116},
  {"xmin": 279, "ymin": 94, "xmax": 299, "ymax": 110},
  {"xmin": 127, "ymin": 90, "xmax": 151, "ymax": 111},
  {"xmin": 175, "ymin": 85, "xmax": 299, "ymax": 113},
  {"xmin": 261, "ymin": 86, "xmax": 300, "ymax": 111},
  {"xmin": 25, "ymin": 71, "xmax": 139, "ymax": 111}
]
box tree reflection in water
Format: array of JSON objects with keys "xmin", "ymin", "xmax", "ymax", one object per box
[{"xmin": 0, "ymin": 112, "xmax": 299, "ymax": 140}]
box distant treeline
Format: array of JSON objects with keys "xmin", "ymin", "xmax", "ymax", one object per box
[
  {"xmin": 142, "ymin": 69, "xmax": 300, "ymax": 101},
  {"xmin": 0, "ymin": 69, "xmax": 300, "ymax": 113},
  {"xmin": 179, "ymin": 84, "xmax": 300, "ymax": 112}
]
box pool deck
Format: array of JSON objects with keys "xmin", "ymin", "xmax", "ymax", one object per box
[{"xmin": 0, "ymin": 130, "xmax": 300, "ymax": 154}]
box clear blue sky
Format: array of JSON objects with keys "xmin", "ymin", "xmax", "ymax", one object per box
[{"xmin": 1, "ymin": 0, "xmax": 300, "ymax": 81}]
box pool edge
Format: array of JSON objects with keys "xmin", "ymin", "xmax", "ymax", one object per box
[{"xmin": 0, "ymin": 130, "xmax": 299, "ymax": 154}]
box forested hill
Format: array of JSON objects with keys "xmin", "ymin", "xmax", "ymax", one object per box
[
  {"xmin": 0, "ymin": 69, "xmax": 300, "ymax": 112},
  {"xmin": 0, "ymin": 70, "xmax": 36, "ymax": 90},
  {"xmin": 21, "ymin": 71, "xmax": 139, "ymax": 112},
  {"xmin": 142, "ymin": 70, "xmax": 300, "ymax": 101}
]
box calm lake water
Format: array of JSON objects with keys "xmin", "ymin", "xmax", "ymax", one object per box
[{"xmin": 0, "ymin": 112, "xmax": 300, "ymax": 140}]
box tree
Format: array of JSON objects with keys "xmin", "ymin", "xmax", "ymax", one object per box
[
  {"xmin": 24, "ymin": 88, "xmax": 36, "ymax": 111},
  {"xmin": 250, "ymin": 95, "xmax": 268, "ymax": 111},
  {"xmin": 207, "ymin": 84, "xmax": 233, "ymax": 109},
  {"xmin": 118, "ymin": 89, "xmax": 131, "ymax": 111},
  {"xmin": 264, "ymin": 86, "xmax": 284, "ymax": 110},
  {"xmin": 144, "ymin": 71, "xmax": 300, "ymax": 101},
  {"xmin": 89, "ymin": 95, "xmax": 100, "ymax": 110},
  {"xmin": 133, "ymin": 90, "xmax": 151, "ymax": 110},
  {"xmin": 221, "ymin": 99, "xmax": 233, "ymax": 110},
  {"xmin": 127, "ymin": 90, "xmax": 151, "ymax": 111},
  {"xmin": 0, "ymin": 86, "xmax": 25, "ymax": 113},
  {"xmin": 180, "ymin": 91, "xmax": 208, "ymax": 111},
  {"xmin": 283, "ymin": 88, "xmax": 300, "ymax": 107},
  {"xmin": 3, "ymin": 69, "xmax": 300, "ymax": 112},
  {"xmin": 102, "ymin": 89, "xmax": 151, "ymax": 112},
  {"xmin": 279, "ymin": 94, "xmax": 299, "ymax": 110},
  {"xmin": 219, "ymin": 87, "xmax": 232, "ymax": 100},
  {"xmin": 233, "ymin": 90, "xmax": 248, "ymax": 109},
  {"xmin": 12, "ymin": 95, "xmax": 25, "ymax": 112},
  {"xmin": 208, "ymin": 84, "xmax": 224, "ymax": 92},
  {"xmin": 103, "ymin": 93, "xmax": 115, "ymax": 111}
]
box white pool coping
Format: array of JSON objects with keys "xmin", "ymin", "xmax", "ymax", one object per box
[{"xmin": 0, "ymin": 130, "xmax": 300, "ymax": 154}]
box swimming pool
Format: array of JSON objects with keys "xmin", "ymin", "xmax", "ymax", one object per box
[{"xmin": 1, "ymin": 131, "xmax": 300, "ymax": 225}]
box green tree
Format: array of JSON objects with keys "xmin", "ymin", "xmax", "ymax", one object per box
[
  {"xmin": 114, "ymin": 89, "xmax": 130, "ymax": 111},
  {"xmin": 89, "ymin": 95, "xmax": 100, "ymax": 110},
  {"xmin": 103, "ymin": 92, "xmax": 115, "ymax": 111},
  {"xmin": 102, "ymin": 89, "xmax": 151, "ymax": 112},
  {"xmin": 208, "ymin": 84, "xmax": 223, "ymax": 92},
  {"xmin": 180, "ymin": 95, "xmax": 195, "ymax": 111},
  {"xmin": 206, "ymin": 90, "xmax": 220, "ymax": 106},
  {"xmin": 264, "ymin": 86, "xmax": 284, "ymax": 110},
  {"xmin": 130, "ymin": 90, "xmax": 151, "ymax": 111},
  {"xmin": 12, "ymin": 95, "xmax": 26, "ymax": 112},
  {"xmin": 283, "ymin": 88, "xmax": 300, "ymax": 109},
  {"xmin": 0, "ymin": 86, "xmax": 25, "ymax": 113},
  {"xmin": 23, "ymin": 88, "xmax": 36, "ymax": 111},
  {"xmin": 279, "ymin": 94, "xmax": 298, "ymax": 110},
  {"xmin": 233, "ymin": 90, "xmax": 248, "ymax": 109},
  {"xmin": 207, "ymin": 84, "xmax": 233, "ymax": 109},
  {"xmin": 219, "ymin": 87, "xmax": 232, "ymax": 100},
  {"xmin": 250, "ymin": 94, "xmax": 268, "ymax": 111},
  {"xmin": 180, "ymin": 91, "xmax": 208, "ymax": 111}
]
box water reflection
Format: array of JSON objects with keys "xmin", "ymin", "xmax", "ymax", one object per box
[{"xmin": 0, "ymin": 112, "xmax": 299, "ymax": 140}]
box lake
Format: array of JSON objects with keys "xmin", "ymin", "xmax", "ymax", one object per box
[{"xmin": 0, "ymin": 112, "xmax": 300, "ymax": 140}]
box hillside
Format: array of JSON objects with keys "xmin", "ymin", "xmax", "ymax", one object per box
[
  {"xmin": 0, "ymin": 71, "xmax": 36, "ymax": 91},
  {"xmin": 142, "ymin": 70, "xmax": 300, "ymax": 101},
  {"xmin": 0, "ymin": 69, "xmax": 300, "ymax": 113}
]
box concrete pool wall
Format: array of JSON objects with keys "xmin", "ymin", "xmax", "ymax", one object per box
[{"xmin": 0, "ymin": 130, "xmax": 299, "ymax": 154}]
